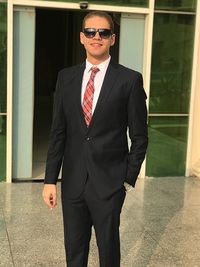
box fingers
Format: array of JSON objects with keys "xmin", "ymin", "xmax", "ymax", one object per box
[
  {"xmin": 44, "ymin": 192, "xmax": 57, "ymax": 209},
  {"xmin": 50, "ymin": 192, "xmax": 57, "ymax": 209},
  {"xmin": 42, "ymin": 184, "xmax": 57, "ymax": 209}
]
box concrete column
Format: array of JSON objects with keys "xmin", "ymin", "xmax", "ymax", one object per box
[{"xmin": 190, "ymin": 30, "xmax": 200, "ymax": 177}]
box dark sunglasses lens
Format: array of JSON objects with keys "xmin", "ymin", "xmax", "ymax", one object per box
[
  {"xmin": 83, "ymin": 28, "xmax": 112, "ymax": 39},
  {"xmin": 83, "ymin": 29, "xmax": 96, "ymax": 38},
  {"xmin": 99, "ymin": 29, "xmax": 112, "ymax": 38}
]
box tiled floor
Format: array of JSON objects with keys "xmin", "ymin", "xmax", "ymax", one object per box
[{"xmin": 0, "ymin": 176, "xmax": 200, "ymax": 267}]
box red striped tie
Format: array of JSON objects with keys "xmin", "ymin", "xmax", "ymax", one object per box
[{"xmin": 82, "ymin": 67, "xmax": 99, "ymax": 126}]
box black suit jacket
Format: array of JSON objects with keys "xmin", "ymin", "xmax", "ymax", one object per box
[{"xmin": 45, "ymin": 60, "xmax": 148, "ymax": 199}]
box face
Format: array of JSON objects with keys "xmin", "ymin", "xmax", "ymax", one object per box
[{"xmin": 80, "ymin": 16, "xmax": 115, "ymax": 64}]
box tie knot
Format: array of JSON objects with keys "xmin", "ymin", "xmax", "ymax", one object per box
[{"xmin": 91, "ymin": 67, "xmax": 99, "ymax": 75}]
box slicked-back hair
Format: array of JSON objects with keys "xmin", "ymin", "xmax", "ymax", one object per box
[{"xmin": 82, "ymin": 11, "xmax": 114, "ymax": 33}]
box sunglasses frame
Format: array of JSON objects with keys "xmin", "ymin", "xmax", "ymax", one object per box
[{"xmin": 83, "ymin": 28, "xmax": 113, "ymax": 39}]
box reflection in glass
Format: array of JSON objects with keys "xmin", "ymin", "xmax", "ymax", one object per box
[
  {"xmin": 0, "ymin": 116, "xmax": 6, "ymax": 181},
  {"xmin": 155, "ymin": 0, "xmax": 197, "ymax": 12},
  {"xmin": 146, "ymin": 116, "xmax": 188, "ymax": 176},
  {"xmin": 89, "ymin": 0, "xmax": 148, "ymax": 7},
  {"xmin": 0, "ymin": 3, "xmax": 7, "ymax": 114},
  {"xmin": 29, "ymin": 0, "xmax": 148, "ymax": 7},
  {"xmin": 149, "ymin": 13, "xmax": 195, "ymax": 114}
]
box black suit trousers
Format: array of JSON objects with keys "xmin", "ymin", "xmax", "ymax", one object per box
[{"xmin": 61, "ymin": 177, "xmax": 126, "ymax": 267}]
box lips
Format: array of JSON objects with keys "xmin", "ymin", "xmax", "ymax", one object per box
[{"xmin": 90, "ymin": 43, "xmax": 102, "ymax": 47}]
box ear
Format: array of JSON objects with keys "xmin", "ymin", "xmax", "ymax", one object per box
[
  {"xmin": 110, "ymin": 34, "xmax": 116, "ymax": 46},
  {"xmin": 80, "ymin": 32, "xmax": 84, "ymax": 45}
]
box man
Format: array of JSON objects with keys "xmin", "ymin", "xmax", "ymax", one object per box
[{"xmin": 43, "ymin": 11, "xmax": 148, "ymax": 267}]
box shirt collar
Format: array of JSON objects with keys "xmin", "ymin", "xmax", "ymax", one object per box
[{"xmin": 85, "ymin": 56, "xmax": 111, "ymax": 73}]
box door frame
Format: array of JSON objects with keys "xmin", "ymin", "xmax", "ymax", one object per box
[{"xmin": 7, "ymin": 0, "xmax": 155, "ymax": 182}]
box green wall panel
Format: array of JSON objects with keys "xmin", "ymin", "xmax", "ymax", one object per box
[
  {"xmin": 146, "ymin": 116, "xmax": 188, "ymax": 176},
  {"xmin": 149, "ymin": 13, "xmax": 195, "ymax": 114},
  {"xmin": 147, "ymin": 11, "xmax": 195, "ymax": 176},
  {"xmin": 155, "ymin": 0, "xmax": 197, "ymax": 12}
]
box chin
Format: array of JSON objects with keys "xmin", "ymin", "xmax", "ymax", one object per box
[{"xmin": 90, "ymin": 52, "xmax": 108, "ymax": 59}]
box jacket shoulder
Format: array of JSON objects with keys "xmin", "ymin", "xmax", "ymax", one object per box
[
  {"xmin": 117, "ymin": 63, "xmax": 142, "ymax": 78},
  {"xmin": 112, "ymin": 62, "xmax": 142, "ymax": 86}
]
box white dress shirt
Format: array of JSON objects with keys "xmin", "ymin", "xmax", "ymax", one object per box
[{"xmin": 81, "ymin": 56, "xmax": 111, "ymax": 114}]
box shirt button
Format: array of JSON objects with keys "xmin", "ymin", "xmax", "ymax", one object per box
[{"xmin": 86, "ymin": 137, "xmax": 90, "ymax": 141}]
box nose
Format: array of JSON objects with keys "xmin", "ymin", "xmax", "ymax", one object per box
[{"xmin": 93, "ymin": 31, "xmax": 101, "ymax": 39}]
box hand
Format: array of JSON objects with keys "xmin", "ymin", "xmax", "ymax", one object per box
[
  {"xmin": 124, "ymin": 182, "xmax": 132, "ymax": 192},
  {"xmin": 42, "ymin": 184, "xmax": 57, "ymax": 209}
]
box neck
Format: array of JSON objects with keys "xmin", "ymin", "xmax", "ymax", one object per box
[{"xmin": 86, "ymin": 55, "xmax": 110, "ymax": 65}]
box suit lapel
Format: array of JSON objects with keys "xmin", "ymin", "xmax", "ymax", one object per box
[
  {"xmin": 88, "ymin": 60, "xmax": 119, "ymax": 130},
  {"xmin": 72, "ymin": 62, "xmax": 88, "ymax": 132},
  {"xmin": 73, "ymin": 60, "xmax": 119, "ymax": 132}
]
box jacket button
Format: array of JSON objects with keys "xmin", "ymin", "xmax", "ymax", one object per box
[{"xmin": 86, "ymin": 137, "xmax": 90, "ymax": 141}]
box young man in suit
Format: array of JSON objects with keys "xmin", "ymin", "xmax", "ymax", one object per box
[{"xmin": 43, "ymin": 11, "xmax": 148, "ymax": 267}]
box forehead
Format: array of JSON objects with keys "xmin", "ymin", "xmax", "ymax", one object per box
[{"xmin": 84, "ymin": 16, "xmax": 110, "ymax": 29}]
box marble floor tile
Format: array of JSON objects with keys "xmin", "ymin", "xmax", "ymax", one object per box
[
  {"xmin": 9, "ymin": 237, "xmax": 66, "ymax": 267},
  {"xmin": 148, "ymin": 227, "xmax": 200, "ymax": 262},
  {"xmin": 4, "ymin": 207, "xmax": 64, "ymax": 241},
  {"xmin": 120, "ymin": 230, "xmax": 174, "ymax": 267},
  {"xmin": 0, "ymin": 239, "xmax": 14, "ymax": 267},
  {"xmin": 0, "ymin": 177, "xmax": 200, "ymax": 266},
  {"xmin": 0, "ymin": 208, "xmax": 7, "ymax": 240}
]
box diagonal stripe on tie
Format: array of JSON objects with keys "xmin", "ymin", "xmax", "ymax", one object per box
[{"xmin": 82, "ymin": 67, "xmax": 99, "ymax": 126}]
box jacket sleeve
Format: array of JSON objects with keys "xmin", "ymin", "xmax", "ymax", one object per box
[
  {"xmin": 44, "ymin": 71, "xmax": 66, "ymax": 184},
  {"xmin": 126, "ymin": 72, "xmax": 148, "ymax": 187}
]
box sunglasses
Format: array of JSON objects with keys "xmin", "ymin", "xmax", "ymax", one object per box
[{"xmin": 83, "ymin": 28, "xmax": 112, "ymax": 39}]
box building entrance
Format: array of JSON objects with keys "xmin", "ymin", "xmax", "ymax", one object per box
[
  {"xmin": 32, "ymin": 8, "xmax": 120, "ymax": 179},
  {"xmin": 12, "ymin": 7, "xmax": 144, "ymax": 181}
]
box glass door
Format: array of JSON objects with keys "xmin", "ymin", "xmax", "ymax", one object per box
[
  {"xmin": 119, "ymin": 13, "xmax": 145, "ymax": 73},
  {"xmin": 146, "ymin": 10, "xmax": 196, "ymax": 176},
  {"xmin": 13, "ymin": 7, "xmax": 35, "ymax": 179},
  {"xmin": 119, "ymin": 13, "xmax": 146, "ymax": 176}
]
